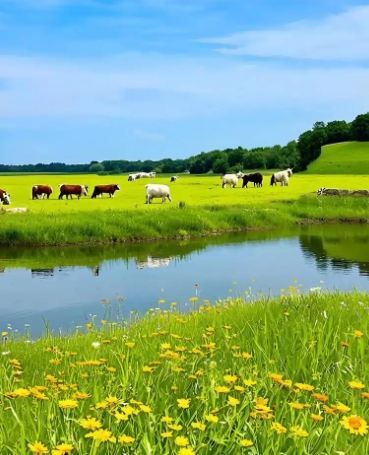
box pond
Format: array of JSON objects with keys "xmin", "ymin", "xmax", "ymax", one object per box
[{"xmin": 1, "ymin": 224, "xmax": 369, "ymax": 336}]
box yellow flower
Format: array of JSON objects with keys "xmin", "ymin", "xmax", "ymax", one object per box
[
  {"xmin": 349, "ymin": 380, "xmax": 365, "ymax": 390},
  {"xmin": 269, "ymin": 373, "xmax": 283, "ymax": 384},
  {"xmin": 143, "ymin": 366, "xmax": 154, "ymax": 373},
  {"xmin": 28, "ymin": 442, "xmax": 49, "ymax": 454},
  {"xmin": 341, "ymin": 415, "xmax": 368, "ymax": 435},
  {"xmin": 168, "ymin": 424, "xmax": 183, "ymax": 431},
  {"xmin": 332, "ymin": 402, "xmax": 351, "ymax": 414},
  {"xmin": 85, "ymin": 429, "xmax": 116, "ymax": 443},
  {"xmin": 105, "ymin": 395, "xmax": 119, "ymax": 406},
  {"xmin": 175, "ymin": 436, "xmax": 189, "ymax": 447},
  {"xmin": 191, "ymin": 421, "xmax": 206, "ymax": 431},
  {"xmin": 58, "ymin": 399, "xmax": 78, "ymax": 409},
  {"xmin": 290, "ymin": 426, "xmax": 309, "ymax": 438},
  {"xmin": 214, "ymin": 386, "xmax": 230, "ymax": 393},
  {"xmin": 223, "ymin": 374, "xmax": 238, "ymax": 384},
  {"xmin": 13, "ymin": 388, "xmax": 30, "ymax": 398},
  {"xmin": 271, "ymin": 422, "xmax": 287, "ymax": 434},
  {"xmin": 243, "ymin": 379, "xmax": 256, "ymax": 387},
  {"xmin": 161, "ymin": 431, "xmax": 173, "ymax": 438},
  {"xmin": 295, "ymin": 383, "xmax": 315, "ymax": 392},
  {"xmin": 227, "ymin": 396, "xmax": 240, "ymax": 407},
  {"xmin": 311, "ymin": 414, "xmax": 324, "ymax": 422},
  {"xmin": 205, "ymin": 414, "xmax": 219, "ymax": 423},
  {"xmin": 312, "ymin": 393, "xmax": 328, "ymax": 402},
  {"xmin": 361, "ymin": 392, "xmax": 369, "ymax": 399},
  {"xmin": 1, "ymin": 331, "xmax": 8, "ymax": 337},
  {"xmin": 79, "ymin": 417, "xmax": 102, "ymax": 430},
  {"xmin": 53, "ymin": 443, "xmax": 74, "ymax": 454},
  {"xmin": 73, "ymin": 391, "xmax": 90, "ymax": 400},
  {"xmin": 177, "ymin": 398, "xmax": 190, "ymax": 409},
  {"xmin": 114, "ymin": 411, "xmax": 128, "ymax": 422},
  {"xmin": 240, "ymin": 439, "xmax": 253, "ymax": 447},
  {"xmin": 354, "ymin": 330, "xmax": 363, "ymax": 338},
  {"xmin": 178, "ymin": 448, "xmax": 195, "ymax": 455},
  {"xmin": 139, "ymin": 404, "xmax": 152, "ymax": 413},
  {"xmin": 125, "ymin": 342, "xmax": 135, "ymax": 349},
  {"xmin": 161, "ymin": 416, "xmax": 173, "ymax": 424},
  {"xmin": 234, "ymin": 386, "xmax": 245, "ymax": 393},
  {"xmin": 289, "ymin": 401, "xmax": 309, "ymax": 410},
  {"xmin": 118, "ymin": 435, "xmax": 135, "ymax": 445}
]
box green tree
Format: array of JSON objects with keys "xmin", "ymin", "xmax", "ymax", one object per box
[{"xmin": 351, "ymin": 113, "xmax": 369, "ymax": 141}]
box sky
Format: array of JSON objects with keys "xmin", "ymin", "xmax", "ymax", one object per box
[{"xmin": 1, "ymin": 0, "xmax": 369, "ymax": 164}]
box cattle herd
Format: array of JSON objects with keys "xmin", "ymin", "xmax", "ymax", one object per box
[{"xmin": 0, "ymin": 168, "xmax": 294, "ymax": 207}]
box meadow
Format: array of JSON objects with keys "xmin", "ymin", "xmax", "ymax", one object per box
[
  {"xmin": 1, "ymin": 173, "xmax": 369, "ymax": 246},
  {"xmin": 2, "ymin": 291, "xmax": 369, "ymax": 454}
]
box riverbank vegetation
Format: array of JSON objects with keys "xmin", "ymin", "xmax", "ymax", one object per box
[
  {"xmin": 1, "ymin": 291, "xmax": 369, "ymax": 454},
  {"xmin": 1, "ymin": 174, "xmax": 369, "ymax": 246}
]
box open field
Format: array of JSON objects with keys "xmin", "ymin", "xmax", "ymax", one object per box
[
  {"xmin": 1, "ymin": 291, "xmax": 369, "ymax": 454},
  {"xmin": 1, "ymin": 173, "xmax": 369, "ymax": 246},
  {"xmin": 1, "ymin": 173, "xmax": 369, "ymax": 213},
  {"xmin": 306, "ymin": 141, "xmax": 369, "ymax": 174}
]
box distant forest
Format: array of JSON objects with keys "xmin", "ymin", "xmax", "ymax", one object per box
[{"xmin": 1, "ymin": 112, "xmax": 369, "ymax": 174}]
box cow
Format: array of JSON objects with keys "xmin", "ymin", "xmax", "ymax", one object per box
[
  {"xmin": 148, "ymin": 171, "xmax": 156, "ymax": 177},
  {"xmin": 91, "ymin": 184, "xmax": 120, "ymax": 198},
  {"xmin": 270, "ymin": 168, "xmax": 293, "ymax": 186},
  {"xmin": 58, "ymin": 184, "xmax": 88, "ymax": 200},
  {"xmin": 145, "ymin": 184, "xmax": 172, "ymax": 204},
  {"xmin": 221, "ymin": 174, "xmax": 238, "ymax": 188},
  {"xmin": 242, "ymin": 172, "xmax": 263, "ymax": 188},
  {"xmin": 128, "ymin": 173, "xmax": 139, "ymax": 181},
  {"xmin": 170, "ymin": 176, "xmax": 177, "ymax": 182},
  {"xmin": 0, "ymin": 189, "xmax": 10, "ymax": 205},
  {"xmin": 32, "ymin": 185, "xmax": 53, "ymax": 200}
]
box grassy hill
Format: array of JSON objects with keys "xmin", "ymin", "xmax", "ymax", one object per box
[{"xmin": 306, "ymin": 141, "xmax": 369, "ymax": 174}]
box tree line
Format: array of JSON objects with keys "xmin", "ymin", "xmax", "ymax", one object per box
[{"xmin": 1, "ymin": 112, "xmax": 368, "ymax": 174}]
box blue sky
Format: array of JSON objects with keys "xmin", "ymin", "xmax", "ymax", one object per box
[{"xmin": 1, "ymin": 0, "xmax": 369, "ymax": 164}]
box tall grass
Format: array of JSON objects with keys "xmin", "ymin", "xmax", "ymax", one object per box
[{"xmin": 1, "ymin": 291, "xmax": 369, "ymax": 453}]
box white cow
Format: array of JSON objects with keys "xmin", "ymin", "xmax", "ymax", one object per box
[
  {"xmin": 222, "ymin": 174, "xmax": 238, "ymax": 188},
  {"xmin": 270, "ymin": 168, "xmax": 293, "ymax": 186},
  {"xmin": 170, "ymin": 176, "xmax": 177, "ymax": 182},
  {"xmin": 145, "ymin": 184, "xmax": 172, "ymax": 204}
]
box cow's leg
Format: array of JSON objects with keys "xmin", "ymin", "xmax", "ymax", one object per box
[{"xmin": 167, "ymin": 195, "xmax": 172, "ymax": 202}]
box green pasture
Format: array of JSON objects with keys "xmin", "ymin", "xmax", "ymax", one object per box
[
  {"xmin": 2, "ymin": 291, "xmax": 369, "ymax": 454},
  {"xmin": 306, "ymin": 141, "xmax": 369, "ymax": 174},
  {"xmin": 1, "ymin": 173, "xmax": 369, "ymax": 214}
]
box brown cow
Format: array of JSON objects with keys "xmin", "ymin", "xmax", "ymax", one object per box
[
  {"xmin": 32, "ymin": 185, "xmax": 53, "ymax": 200},
  {"xmin": 91, "ymin": 184, "xmax": 120, "ymax": 198},
  {"xmin": 0, "ymin": 188, "xmax": 10, "ymax": 205},
  {"xmin": 58, "ymin": 184, "xmax": 88, "ymax": 200}
]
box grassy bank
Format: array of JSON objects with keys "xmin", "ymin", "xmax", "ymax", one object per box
[{"xmin": 2, "ymin": 291, "xmax": 369, "ymax": 454}]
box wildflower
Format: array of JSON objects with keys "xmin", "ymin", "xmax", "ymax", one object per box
[
  {"xmin": 290, "ymin": 426, "xmax": 309, "ymax": 438},
  {"xmin": 161, "ymin": 416, "xmax": 173, "ymax": 424},
  {"xmin": 178, "ymin": 448, "xmax": 195, "ymax": 455},
  {"xmin": 13, "ymin": 388, "xmax": 30, "ymax": 398},
  {"xmin": 161, "ymin": 431, "xmax": 173, "ymax": 438},
  {"xmin": 85, "ymin": 429, "xmax": 116, "ymax": 443},
  {"xmin": 168, "ymin": 424, "xmax": 183, "ymax": 431},
  {"xmin": 139, "ymin": 404, "xmax": 152, "ymax": 413},
  {"xmin": 312, "ymin": 393, "xmax": 328, "ymax": 402},
  {"xmin": 311, "ymin": 414, "xmax": 324, "ymax": 422},
  {"xmin": 73, "ymin": 391, "xmax": 90, "ymax": 400},
  {"xmin": 91, "ymin": 342, "xmax": 100, "ymax": 349},
  {"xmin": 332, "ymin": 402, "xmax": 351, "ymax": 414},
  {"xmin": 125, "ymin": 342, "xmax": 135, "ymax": 349},
  {"xmin": 269, "ymin": 373, "xmax": 283, "ymax": 384},
  {"xmin": 214, "ymin": 386, "xmax": 230, "ymax": 394},
  {"xmin": 118, "ymin": 435, "xmax": 135, "ymax": 444},
  {"xmin": 243, "ymin": 379, "xmax": 256, "ymax": 387},
  {"xmin": 205, "ymin": 414, "xmax": 219, "ymax": 423},
  {"xmin": 289, "ymin": 401, "xmax": 309, "ymax": 410},
  {"xmin": 105, "ymin": 396, "xmax": 119, "ymax": 406},
  {"xmin": 79, "ymin": 417, "xmax": 102, "ymax": 430},
  {"xmin": 341, "ymin": 415, "xmax": 368, "ymax": 435},
  {"xmin": 177, "ymin": 398, "xmax": 190, "ymax": 409},
  {"xmin": 53, "ymin": 443, "xmax": 73, "ymax": 454},
  {"xmin": 223, "ymin": 374, "xmax": 238, "ymax": 384},
  {"xmin": 349, "ymin": 380, "xmax": 365, "ymax": 390},
  {"xmin": 242, "ymin": 352, "xmax": 253, "ymax": 360},
  {"xmin": 227, "ymin": 396, "xmax": 240, "ymax": 407},
  {"xmin": 271, "ymin": 422, "xmax": 287, "ymax": 434},
  {"xmin": 361, "ymin": 392, "xmax": 369, "ymax": 399},
  {"xmin": 295, "ymin": 383, "xmax": 314, "ymax": 392},
  {"xmin": 240, "ymin": 439, "xmax": 253, "ymax": 447},
  {"xmin": 58, "ymin": 399, "xmax": 78, "ymax": 410},
  {"xmin": 191, "ymin": 422, "xmax": 206, "ymax": 431},
  {"xmin": 175, "ymin": 436, "xmax": 189, "ymax": 447},
  {"xmin": 143, "ymin": 366, "xmax": 154, "ymax": 373},
  {"xmin": 354, "ymin": 330, "xmax": 363, "ymax": 338},
  {"xmin": 234, "ymin": 385, "xmax": 245, "ymax": 393},
  {"xmin": 28, "ymin": 441, "xmax": 49, "ymax": 454}
]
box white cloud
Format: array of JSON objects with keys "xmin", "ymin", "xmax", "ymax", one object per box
[
  {"xmin": 203, "ymin": 5, "xmax": 369, "ymax": 61},
  {"xmin": 1, "ymin": 53, "xmax": 369, "ymax": 120}
]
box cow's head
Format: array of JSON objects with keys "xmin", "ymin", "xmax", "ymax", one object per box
[
  {"xmin": 2, "ymin": 192, "xmax": 10, "ymax": 205},
  {"xmin": 115, "ymin": 184, "xmax": 120, "ymax": 190},
  {"xmin": 317, "ymin": 187, "xmax": 326, "ymax": 196},
  {"xmin": 287, "ymin": 168, "xmax": 293, "ymax": 177}
]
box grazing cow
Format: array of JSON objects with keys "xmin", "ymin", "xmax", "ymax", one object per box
[
  {"xmin": 221, "ymin": 174, "xmax": 238, "ymax": 188},
  {"xmin": 317, "ymin": 187, "xmax": 369, "ymax": 197},
  {"xmin": 91, "ymin": 184, "xmax": 120, "ymax": 198},
  {"xmin": 58, "ymin": 184, "xmax": 88, "ymax": 200},
  {"xmin": 170, "ymin": 176, "xmax": 177, "ymax": 182},
  {"xmin": 145, "ymin": 184, "xmax": 172, "ymax": 204},
  {"xmin": 148, "ymin": 171, "xmax": 156, "ymax": 177},
  {"xmin": 270, "ymin": 168, "xmax": 293, "ymax": 186},
  {"xmin": 32, "ymin": 185, "xmax": 53, "ymax": 200},
  {"xmin": 0, "ymin": 189, "xmax": 10, "ymax": 205},
  {"xmin": 242, "ymin": 172, "xmax": 263, "ymax": 188}
]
